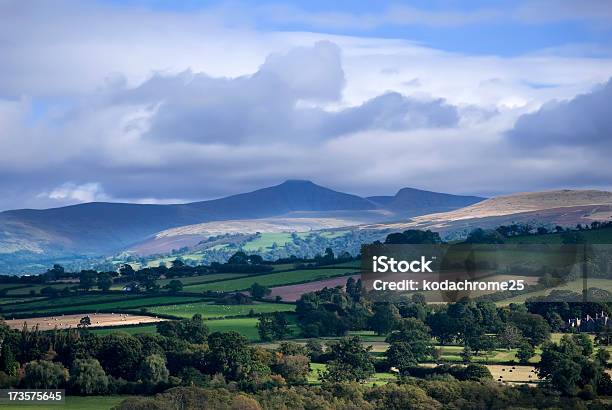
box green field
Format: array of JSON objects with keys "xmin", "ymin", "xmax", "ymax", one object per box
[
  {"xmin": 497, "ymin": 278, "xmax": 612, "ymax": 305},
  {"xmin": 206, "ymin": 315, "xmax": 299, "ymax": 341},
  {"xmin": 241, "ymin": 233, "xmax": 296, "ymax": 251},
  {"xmin": 1, "ymin": 294, "xmax": 206, "ymax": 316},
  {"xmin": 183, "ymin": 267, "xmax": 358, "ymax": 292},
  {"xmin": 0, "ymin": 395, "xmax": 130, "ymax": 409},
  {"xmin": 90, "ymin": 315, "xmax": 298, "ymax": 342},
  {"xmin": 155, "ymin": 273, "xmax": 247, "ymax": 287},
  {"xmin": 4, "ymin": 283, "xmax": 76, "ymax": 296},
  {"xmin": 506, "ymin": 227, "xmax": 612, "ymax": 244},
  {"xmin": 145, "ymin": 301, "xmax": 295, "ymax": 319},
  {"xmin": 308, "ymin": 363, "xmax": 396, "ymax": 386},
  {"xmin": 91, "ymin": 324, "xmax": 158, "ymax": 336}
]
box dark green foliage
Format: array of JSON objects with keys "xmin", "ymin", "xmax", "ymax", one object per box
[
  {"xmin": 537, "ymin": 334, "xmax": 606, "ymax": 396},
  {"xmin": 385, "ymin": 229, "xmax": 442, "ymax": 244},
  {"xmin": 139, "ymin": 354, "xmax": 169, "ymax": 386},
  {"xmin": 257, "ymin": 312, "xmax": 291, "ymax": 341},
  {"xmin": 517, "ymin": 340, "xmax": 535, "ymax": 364},
  {"xmin": 320, "ymin": 337, "xmax": 374, "ymax": 383},
  {"xmin": 165, "ymin": 279, "xmax": 183, "ymax": 293},
  {"xmin": 249, "ymin": 282, "xmax": 271, "ymax": 299},
  {"xmin": 22, "ymin": 360, "xmax": 68, "ymax": 389},
  {"xmin": 386, "ymin": 318, "xmax": 434, "ymax": 375},
  {"xmin": 508, "ymin": 311, "xmax": 551, "ymax": 345},
  {"xmin": 206, "ymin": 331, "xmax": 254, "ymax": 381},
  {"xmin": 272, "ymin": 354, "xmax": 310, "ymax": 385},
  {"xmin": 369, "ymin": 302, "xmax": 400, "ymax": 336},
  {"xmin": 97, "ymin": 272, "xmax": 113, "ymax": 291},
  {"xmin": 156, "ymin": 314, "xmax": 209, "ymax": 344},
  {"xmin": 69, "ymin": 358, "xmax": 109, "ymax": 395},
  {"xmin": 96, "ymin": 333, "xmax": 143, "ymax": 380},
  {"xmin": 465, "ymin": 228, "xmax": 505, "ymax": 244}
]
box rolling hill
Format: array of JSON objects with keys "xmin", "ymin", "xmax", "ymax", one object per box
[
  {"xmin": 379, "ymin": 189, "xmax": 612, "ymax": 236},
  {"xmin": 0, "ymin": 181, "xmax": 485, "ymax": 270}
]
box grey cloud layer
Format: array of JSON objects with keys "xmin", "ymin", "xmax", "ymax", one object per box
[
  {"xmin": 508, "ymin": 79, "xmax": 612, "ymax": 149},
  {"xmin": 117, "ymin": 41, "xmax": 458, "ymax": 144}
]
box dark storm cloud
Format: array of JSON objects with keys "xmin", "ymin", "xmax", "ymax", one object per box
[
  {"xmin": 507, "ymin": 78, "xmax": 612, "ymax": 149},
  {"xmin": 115, "ymin": 41, "xmax": 458, "ymax": 144}
]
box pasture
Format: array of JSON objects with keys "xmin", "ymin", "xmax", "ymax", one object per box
[
  {"xmin": 183, "ymin": 267, "xmax": 359, "ymax": 292},
  {"xmin": 497, "ymin": 277, "xmax": 612, "ymax": 305},
  {"xmin": 146, "ymin": 301, "xmax": 295, "ymax": 319}
]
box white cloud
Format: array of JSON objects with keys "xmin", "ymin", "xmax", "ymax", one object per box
[
  {"xmin": 1, "ymin": 1, "xmax": 612, "ymax": 210},
  {"xmin": 42, "ymin": 182, "xmax": 108, "ymax": 203}
]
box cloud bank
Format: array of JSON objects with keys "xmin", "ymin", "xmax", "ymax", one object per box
[{"xmin": 1, "ymin": 1, "xmax": 612, "ymax": 211}]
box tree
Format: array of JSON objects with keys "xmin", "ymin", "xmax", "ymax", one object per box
[
  {"xmin": 257, "ymin": 314, "xmax": 274, "ymax": 342},
  {"xmin": 97, "ymin": 334, "xmax": 143, "ymax": 380},
  {"xmin": 386, "ymin": 318, "xmax": 434, "ymax": 374},
  {"xmin": 119, "ymin": 264, "xmax": 135, "ymax": 276},
  {"xmin": 386, "ymin": 342, "xmax": 417, "ymax": 376},
  {"xmin": 462, "ymin": 363, "xmax": 493, "ymax": 381},
  {"xmin": 139, "ymin": 354, "xmax": 169, "ymax": 386},
  {"xmin": 305, "ymin": 339, "xmax": 324, "ymax": 362},
  {"xmin": 165, "ymin": 279, "xmax": 183, "ymax": 293},
  {"xmin": 272, "ymin": 354, "xmax": 310, "ymax": 385},
  {"xmin": 78, "ymin": 316, "xmax": 91, "ymax": 329},
  {"xmin": 385, "ymin": 229, "xmax": 442, "ymax": 244},
  {"xmin": 517, "ymin": 341, "xmax": 535, "ymax": 364},
  {"xmin": 157, "ymin": 314, "xmax": 209, "ymax": 344},
  {"xmin": 465, "ymin": 228, "xmax": 505, "ymax": 244},
  {"xmin": 258, "ymin": 313, "xmax": 291, "ymax": 341},
  {"xmin": 249, "ymin": 283, "xmax": 271, "ymax": 299},
  {"xmin": 508, "ymin": 311, "xmax": 550, "ymax": 345},
  {"xmin": 69, "ymin": 358, "xmax": 109, "ymax": 395},
  {"xmin": 537, "ymin": 335, "xmax": 605, "ymax": 396},
  {"xmin": 228, "ymin": 251, "xmax": 249, "ymax": 265},
  {"xmin": 370, "ymin": 302, "xmax": 400, "ymax": 336},
  {"xmin": 321, "ymin": 337, "xmax": 374, "ymax": 383},
  {"xmin": 498, "ymin": 324, "xmax": 522, "ymax": 350},
  {"xmin": 22, "ymin": 361, "xmax": 68, "ymax": 389},
  {"xmin": 79, "ymin": 270, "xmax": 97, "ymax": 291},
  {"xmin": 207, "ymin": 331, "xmax": 256, "ymax": 381},
  {"xmin": 427, "ymin": 311, "xmax": 457, "ymax": 345},
  {"xmin": 248, "ymin": 254, "xmax": 264, "ymax": 265},
  {"xmin": 460, "ymin": 346, "xmax": 473, "ymax": 363},
  {"xmin": 271, "ymin": 312, "xmax": 291, "ymax": 340},
  {"xmin": 97, "ymin": 272, "xmax": 113, "ymax": 291}
]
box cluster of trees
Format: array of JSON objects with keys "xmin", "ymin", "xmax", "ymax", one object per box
[
  {"xmin": 295, "ymin": 277, "xmax": 367, "ymax": 337},
  {"xmin": 291, "ymin": 277, "xmax": 612, "ymax": 399},
  {"xmin": 115, "ymin": 375, "xmax": 612, "ymax": 409},
  {"xmin": 0, "ymin": 315, "xmax": 314, "ymax": 395}
]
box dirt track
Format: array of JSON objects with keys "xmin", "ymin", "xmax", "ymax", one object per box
[{"xmin": 5, "ymin": 313, "xmax": 166, "ymax": 331}]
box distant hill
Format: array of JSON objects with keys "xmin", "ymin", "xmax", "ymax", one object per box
[
  {"xmin": 0, "ymin": 180, "xmax": 374, "ymax": 256},
  {"xmin": 369, "ymin": 187, "xmax": 484, "ymax": 216},
  {"xmin": 380, "ymin": 189, "xmax": 612, "ymax": 236}
]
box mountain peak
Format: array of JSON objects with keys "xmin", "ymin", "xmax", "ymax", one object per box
[{"xmin": 279, "ymin": 179, "xmax": 316, "ymax": 186}]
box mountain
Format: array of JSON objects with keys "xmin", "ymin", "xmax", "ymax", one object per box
[
  {"xmin": 0, "ymin": 180, "xmax": 374, "ymax": 256},
  {"xmin": 369, "ymin": 187, "xmax": 484, "ymax": 216},
  {"xmin": 0, "ymin": 180, "xmax": 489, "ymax": 270}
]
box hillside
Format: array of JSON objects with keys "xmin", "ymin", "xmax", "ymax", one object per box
[
  {"xmin": 0, "ymin": 181, "xmax": 484, "ymax": 270},
  {"xmin": 370, "ymin": 187, "xmax": 484, "ymax": 216},
  {"xmin": 381, "ymin": 189, "xmax": 612, "ymax": 236}
]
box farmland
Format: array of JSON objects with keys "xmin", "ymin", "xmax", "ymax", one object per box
[
  {"xmin": 146, "ymin": 300, "xmax": 295, "ymax": 319},
  {"xmin": 182, "ymin": 267, "xmax": 359, "ymax": 292}
]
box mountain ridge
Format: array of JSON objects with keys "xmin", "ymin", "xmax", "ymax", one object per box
[{"xmin": 0, "ymin": 180, "xmax": 482, "ymax": 260}]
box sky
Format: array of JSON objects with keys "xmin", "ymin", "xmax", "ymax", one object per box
[{"xmin": 1, "ymin": 0, "xmax": 612, "ymax": 210}]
